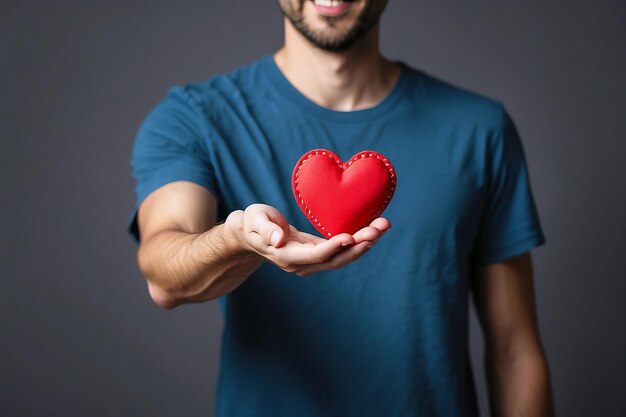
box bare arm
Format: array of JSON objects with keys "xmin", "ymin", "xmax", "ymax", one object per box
[
  {"xmin": 471, "ymin": 252, "xmax": 555, "ymax": 417},
  {"xmin": 136, "ymin": 180, "xmax": 391, "ymax": 309}
]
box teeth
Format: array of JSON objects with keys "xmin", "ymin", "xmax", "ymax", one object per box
[{"xmin": 314, "ymin": 0, "xmax": 345, "ymax": 7}]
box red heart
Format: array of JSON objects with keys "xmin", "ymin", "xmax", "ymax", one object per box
[{"xmin": 291, "ymin": 149, "xmax": 397, "ymax": 238}]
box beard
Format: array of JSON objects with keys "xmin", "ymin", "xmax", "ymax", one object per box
[{"xmin": 277, "ymin": 0, "xmax": 386, "ymax": 52}]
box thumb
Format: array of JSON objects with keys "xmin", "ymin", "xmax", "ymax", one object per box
[
  {"xmin": 245, "ymin": 204, "xmax": 291, "ymax": 248},
  {"xmin": 268, "ymin": 228, "xmax": 283, "ymax": 248}
]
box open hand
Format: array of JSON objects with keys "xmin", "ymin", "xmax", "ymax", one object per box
[{"xmin": 225, "ymin": 203, "xmax": 391, "ymax": 277}]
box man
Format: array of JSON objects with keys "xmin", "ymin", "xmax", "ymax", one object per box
[{"xmin": 129, "ymin": 0, "xmax": 555, "ymax": 415}]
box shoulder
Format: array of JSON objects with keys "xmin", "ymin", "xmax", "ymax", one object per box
[
  {"xmin": 140, "ymin": 56, "xmax": 268, "ymax": 134},
  {"xmin": 403, "ymin": 64, "xmax": 508, "ymax": 131},
  {"xmin": 168, "ymin": 56, "xmax": 268, "ymax": 111}
]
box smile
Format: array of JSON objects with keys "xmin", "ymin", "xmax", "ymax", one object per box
[{"xmin": 311, "ymin": 0, "xmax": 354, "ymax": 17}]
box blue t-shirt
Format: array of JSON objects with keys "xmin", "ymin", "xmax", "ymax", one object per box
[{"xmin": 129, "ymin": 54, "xmax": 546, "ymax": 416}]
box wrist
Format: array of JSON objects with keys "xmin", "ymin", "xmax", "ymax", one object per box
[{"xmin": 221, "ymin": 210, "xmax": 261, "ymax": 259}]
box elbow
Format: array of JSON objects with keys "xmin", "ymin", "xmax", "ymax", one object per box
[
  {"xmin": 147, "ymin": 281, "xmax": 181, "ymax": 310},
  {"xmin": 136, "ymin": 246, "xmax": 221, "ymax": 308},
  {"xmin": 137, "ymin": 245, "xmax": 181, "ymax": 310},
  {"xmin": 137, "ymin": 249, "xmax": 183, "ymax": 309}
]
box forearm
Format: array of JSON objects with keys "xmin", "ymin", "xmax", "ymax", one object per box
[
  {"xmin": 137, "ymin": 222, "xmax": 264, "ymax": 308},
  {"xmin": 485, "ymin": 348, "xmax": 555, "ymax": 417},
  {"xmin": 135, "ymin": 200, "xmax": 387, "ymax": 307}
]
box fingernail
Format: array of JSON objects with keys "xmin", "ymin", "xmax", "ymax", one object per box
[
  {"xmin": 270, "ymin": 230, "xmax": 280, "ymax": 246},
  {"xmin": 365, "ymin": 242, "xmax": 374, "ymax": 248},
  {"xmin": 341, "ymin": 242, "xmax": 351, "ymax": 246}
]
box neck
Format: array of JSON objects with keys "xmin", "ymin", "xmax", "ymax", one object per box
[{"xmin": 273, "ymin": 18, "xmax": 401, "ymax": 111}]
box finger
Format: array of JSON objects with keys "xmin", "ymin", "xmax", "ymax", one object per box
[
  {"xmin": 244, "ymin": 204, "xmax": 291, "ymax": 248},
  {"xmin": 330, "ymin": 232, "xmax": 356, "ymax": 246},
  {"xmin": 369, "ymin": 217, "xmax": 392, "ymax": 233},
  {"xmin": 296, "ymin": 241, "xmax": 374, "ymax": 276},
  {"xmin": 352, "ymin": 226, "xmax": 383, "ymax": 244}
]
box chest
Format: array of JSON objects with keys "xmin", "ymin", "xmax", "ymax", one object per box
[{"xmin": 208, "ymin": 110, "xmax": 487, "ymax": 248}]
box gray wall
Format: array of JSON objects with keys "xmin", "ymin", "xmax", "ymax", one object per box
[{"xmin": 2, "ymin": 1, "xmax": 624, "ymax": 416}]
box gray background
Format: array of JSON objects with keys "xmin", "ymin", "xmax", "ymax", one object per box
[{"xmin": 1, "ymin": 1, "xmax": 624, "ymax": 416}]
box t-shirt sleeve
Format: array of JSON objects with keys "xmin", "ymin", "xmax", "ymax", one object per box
[
  {"xmin": 472, "ymin": 104, "xmax": 546, "ymax": 267},
  {"xmin": 127, "ymin": 86, "xmax": 217, "ymax": 244}
]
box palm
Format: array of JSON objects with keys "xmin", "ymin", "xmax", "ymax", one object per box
[{"xmin": 262, "ymin": 218, "xmax": 391, "ymax": 266}]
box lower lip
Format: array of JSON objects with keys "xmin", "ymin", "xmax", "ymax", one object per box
[{"xmin": 311, "ymin": 1, "xmax": 353, "ymax": 16}]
